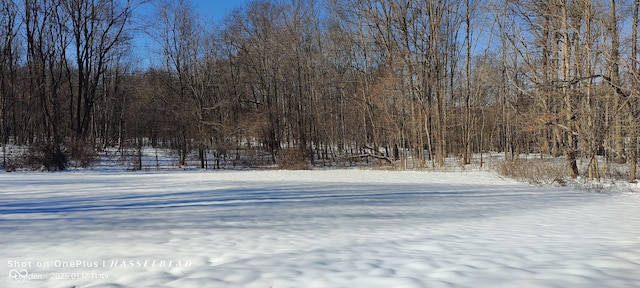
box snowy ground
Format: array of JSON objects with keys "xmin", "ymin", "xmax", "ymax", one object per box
[{"xmin": 1, "ymin": 170, "xmax": 639, "ymax": 288}]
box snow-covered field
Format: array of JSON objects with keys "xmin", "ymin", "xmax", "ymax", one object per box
[{"xmin": 1, "ymin": 170, "xmax": 639, "ymax": 288}]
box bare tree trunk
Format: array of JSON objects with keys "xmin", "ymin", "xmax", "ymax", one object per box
[
  {"xmin": 630, "ymin": 0, "xmax": 639, "ymax": 182},
  {"xmin": 560, "ymin": 0, "xmax": 579, "ymax": 178},
  {"xmin": 607, "ymin": 0, "xmax": 625, "ymax": 164},
  {"xmin": 463, "ymin": 0, "xmax": 473, "ymax": 165},
  {"xmin": 583, "ymin": 0, "xmax": 600, "ymax": 180}
]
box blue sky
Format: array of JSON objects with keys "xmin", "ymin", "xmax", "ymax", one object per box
[
  {"xmin": 133, "ymin": 1, "xmax": 252, "ymax": 67},
  {"xmin": 192, "ymin": 1, "xmax": 253, "ymax": 22}
]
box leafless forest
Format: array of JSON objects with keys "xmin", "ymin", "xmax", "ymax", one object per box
[{"xmin": 0, "ymin": 0, "xmax": 638, "ymax": 181}]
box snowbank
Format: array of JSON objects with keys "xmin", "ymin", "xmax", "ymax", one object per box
[{"xmin": 1, "ymin": 170, "xmax": 638, "ymax": 287}]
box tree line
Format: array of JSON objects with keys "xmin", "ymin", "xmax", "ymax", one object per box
[{"xmin": 0, "ymin": 0, "xmax": 638, "ymax": 181}]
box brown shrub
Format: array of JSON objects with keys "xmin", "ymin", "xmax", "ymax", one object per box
[
  {"xmin": 25, "ymin": 143, "xmax": 69, "ymax": 171},
  {"xmin": 277, "ymin": 147, "xmax": 311, "ymax": 170},
  {"xmin": 67, "ymin": 138, "xmax": 97, "ymax": 168}
]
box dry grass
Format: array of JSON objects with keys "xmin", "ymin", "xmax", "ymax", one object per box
[{"xmin": 497, "ymin": 159, "xmax": 570, "ymax": 186}]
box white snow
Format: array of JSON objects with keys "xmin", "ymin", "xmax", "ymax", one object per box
[{"xmin": 1, "ymin": 170, "xmax": 639, "ymax": 288}]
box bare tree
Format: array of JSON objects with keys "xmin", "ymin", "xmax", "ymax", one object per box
[
  {"xmin": 63, "ymin": 0, "xmax": 139, "ymax": 139},
  {"xmin": 24, "ymin": 0, "xmax": 72, "ymax": 169},
  {"xmin": 0, "ymin": 0, "xmax": 20, "ymax": 169},
  {"xmin": 150, "ymin": 0, "xmax": 203, "ymax": 166}
]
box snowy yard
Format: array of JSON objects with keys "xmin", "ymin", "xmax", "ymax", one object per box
[{"xmin": 1, "ymin": 170, "xmax": 639, "ymax": 288}]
